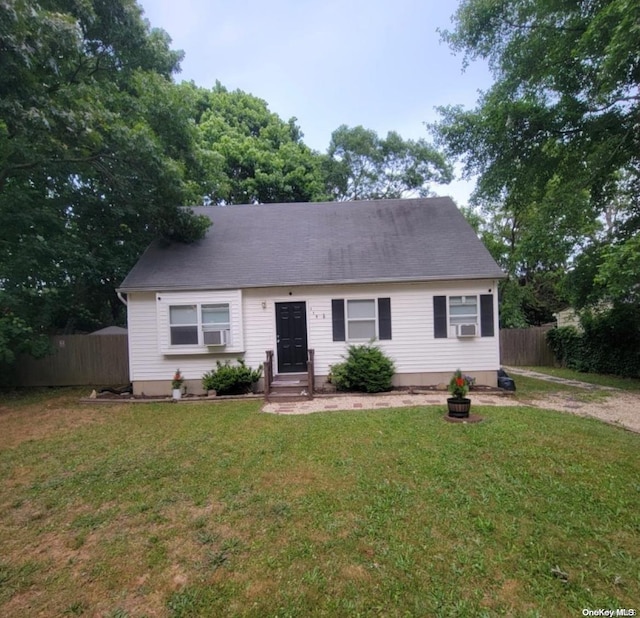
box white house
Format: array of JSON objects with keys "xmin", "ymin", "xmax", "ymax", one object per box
[{"xmin": 117, "ymin": 198, "xmax": 505, "ymax": 395}]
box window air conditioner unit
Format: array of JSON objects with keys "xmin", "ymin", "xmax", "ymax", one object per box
[
  {"xmin": 457, "ymin": 323, "xmax": 477, "ymax": 338},
  {"xmin": 204, "ymin": 329, "xmax": 228, "ymax": 346}
]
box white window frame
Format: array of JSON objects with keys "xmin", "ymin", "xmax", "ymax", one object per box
[
  {"xmin": 169, "ymin": 303, "xmax": 231, "ymax": 347},
  {"xmin": 346, "ymin": 299, "xmax": 377, "ymax": 341},
  {"xmin": 448, "ymin": 295, "xmax": 478, "ymax": 336}
]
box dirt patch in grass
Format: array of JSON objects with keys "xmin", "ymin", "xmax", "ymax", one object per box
[
  {"xmin": 0, "ymin": 495, "xmax": 250, "ymax": 617},
  {"xmin": 521, "ymin": 391, "xmax": 640, "ymax": 433},
  {"xmin": 480, "ymin": 578, "xmax": 537, "ymax": 614},
  {"xmin": 0, "ymin": 401, "xmax": 112, "ymax": 449}
]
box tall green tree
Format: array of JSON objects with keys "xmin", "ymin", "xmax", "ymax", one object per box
[
  {"xmin": 188, "ymin": 83, "xmax": 327, "ymax": 204},
  {"xmin": 433, "ymin": 0, "xmax": 640, "ymax": 321},
  {"xmin": 325, "ymin": 125, "xmax": 452, "ymax": 201},
  {"xmin": 0, "ymin": 0, "xmax": 209, "ymax": 362}
]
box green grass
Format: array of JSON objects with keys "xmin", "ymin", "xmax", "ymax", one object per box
[
  {"xmin": 512, "ymin": 375, "xmax": 613, "ymax": 404},
  {"xmin": 0, "ymin": 392, "xmax": 638, "ymax": 616},
  {"xmin": 521, "ymin": 366, "xmax": 640, "ymax": 391}
]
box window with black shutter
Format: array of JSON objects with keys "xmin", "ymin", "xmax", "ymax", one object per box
[
  {"xmin": 480, "ymin": 294, "xmax": 495, "ymax": 337},
  {"xmin": 332, "ymin": 298, "xmax": 392, "ymax": 341},
  {"xmin": 332, "ymin": 299, "xmax": 345, "ymax": 341},
  {"xmin": 433, "ymin": 296, "xmax": 447, "ymax": 338},
  {"xmin": 378, "ymin": 298, "xmax": 392, "ymax": 340}
]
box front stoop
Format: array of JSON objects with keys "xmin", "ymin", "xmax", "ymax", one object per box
[{"xmin": 266, "ymin": 373, "xmax": 312, "ymax": 402}]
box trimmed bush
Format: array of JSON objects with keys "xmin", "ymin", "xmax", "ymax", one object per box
[
  {"xmin": 329, "ymin": 343, "xmax": 395, "ymax": 393},
  {"xmin": 202, "ymin": 360, "xmax": 262, "ymax": 395}
]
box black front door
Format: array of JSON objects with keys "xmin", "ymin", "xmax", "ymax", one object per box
[{"xmin": 275, "ymin": 302, "xmax": 308, "ymax": 373}]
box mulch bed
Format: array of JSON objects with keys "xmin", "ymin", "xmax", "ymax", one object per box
[{"xmin": 82, "ymin": 384, "xmax": 511, "ymax": 405}]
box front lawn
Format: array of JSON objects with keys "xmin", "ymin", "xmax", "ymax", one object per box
[{"xmin": 0, "ymin": 392, "xmax": 638, "ymax": 617}]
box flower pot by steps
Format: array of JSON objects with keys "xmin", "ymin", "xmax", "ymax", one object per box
[
  {"xmin": 447, "ymin": 397, "xmax": 471, "ymax": 418},
  {"xmin": 172, "ymin": 389, "xmax": 182, "ymax": 400}
]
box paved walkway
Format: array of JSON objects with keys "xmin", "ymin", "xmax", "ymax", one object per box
[
  {"xmin": 262, "ymin": 391, "xmax": 518, "ymax": 415},
  {"xmin": 262, "ymin": 368, "xmax": 622, "ymax": 416}
]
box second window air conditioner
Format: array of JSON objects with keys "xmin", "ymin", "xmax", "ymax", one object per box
[
  {"xmin": 203, "ymin": 329, "xmax": 228, "ymax": 346},
  {"xmin": 456, "ymin": 323, "xmax": 477, "ymax": 338}
]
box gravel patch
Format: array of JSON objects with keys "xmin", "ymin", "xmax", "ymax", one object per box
[{"xmin": 524, "ymin": 392, "xmax": 640, "ymax": 433}]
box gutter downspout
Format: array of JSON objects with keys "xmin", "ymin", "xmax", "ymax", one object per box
[{"xmin": 117, "ymin": 291, "xmax": 128, "ymax": 306}]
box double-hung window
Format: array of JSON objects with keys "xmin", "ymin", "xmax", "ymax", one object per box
[
  {"xmin": 202, "ymin": 304, "xmax": 230, "ymax": 345},
  {"xmin": 347, "ymin": 299, "xmax": 376, "ymax": 340},
  {"xmin": 170, "ymin": 305, "xmax": 198, "ymax": 345},
  {"xmin": 433, "ymin": 293, "xmax": 495, "ymax": 338},
  {"xmin": 449, "ymin": 296, "xmax": 478, "ymax": 335},
  {"xmin": 332, "ymin": 298, "xmax": 392, "ymax": 341},
  {"xmin": 169, "ymin": 303, "xmax": 230, "ymax": 346}
]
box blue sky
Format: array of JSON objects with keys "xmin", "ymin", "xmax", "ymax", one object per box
[{"xmin": 138, "ymin": 0, "xmax": 492, "ymax": 204}]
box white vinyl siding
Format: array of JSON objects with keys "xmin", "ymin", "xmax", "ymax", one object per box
[
  {"xmin": 241, "ymin": 280, "xmax": 500, "ymax": 376},
  {"xmin": 126, "ymin": 290, "xmax": 243, "ymax": 383},
  {"xmin": 127, "ymin": 280, "xmax": 500, "ymax": 385}
]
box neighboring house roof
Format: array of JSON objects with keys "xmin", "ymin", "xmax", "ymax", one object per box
[
  {"xmin": 89, "ymin": 326, "xmax": 128, "ymax": 335},
  {"xmin": 118, "ymin": 198, "xmax": 505, "ymax": 293}
]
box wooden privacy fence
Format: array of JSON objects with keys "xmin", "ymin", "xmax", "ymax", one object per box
[
  {"xmin": 16, "ymin": 334, "xmax": 129, "ymax": 387},
  {"xmin": 14, "ymin": 328, "xmax": 554, "ymax": 387},
  {"xmin": 500, "ymin": 326, "xmax": 556, "ymax": 367}
]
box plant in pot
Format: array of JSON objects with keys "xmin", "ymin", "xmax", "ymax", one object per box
[
  {"xmin": 171, "ymin": 369, "xmax": 184, "ymax": 400},
  {"xmin": 447, "ymin": 369, "xmax": 472, "ymax": 418}
]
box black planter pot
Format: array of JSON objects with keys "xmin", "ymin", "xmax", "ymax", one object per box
[{"xmin": 447, "ymin": 397, "xmax": 471, "ymax": 418}]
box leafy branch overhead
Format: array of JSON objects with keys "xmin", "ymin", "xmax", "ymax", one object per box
[
  {"xmin": 433, "ymin": 0, "xmax": 640, "ymax": 324},
  {"xmin": 0, "ymin": 0, "xmax": 207, "ymax": 362}
]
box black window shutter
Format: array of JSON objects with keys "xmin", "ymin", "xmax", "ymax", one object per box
[
  {"xmin": 378, "ymin": 298, "xmax": 392, "ymax": 340},
  {"xmin": 433, "ymin": 296, "xmax": 447, "ymax": 338},
  {"xmin": 480, "ymin": 294, "xmax": 495, "ymax": 337},
  {"xmin": 332, "ymin": 299, "xmax": 345, "ymax": 341}
]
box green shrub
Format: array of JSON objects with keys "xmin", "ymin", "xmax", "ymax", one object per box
[
  {"xmin": 329, "ymin": 343, "xmax": 395, "ymax": 393},
  {"xmin": 579, "ymin": 305, "xmax": 640, "ymax": 377},
  {"xmin": 546, "ymin": 326, "xmax": 583, "ymax": 369},
  {"xmin": 202, "ymin": 360, "xmax": 262, "ymax": 395},
  {"xmin": 546, "ymin": 305, "xmax": 640, "ymax": 378}
]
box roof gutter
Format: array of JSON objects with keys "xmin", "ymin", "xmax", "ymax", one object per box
[{"xmin": 117, "ymin": 272, "xmax": 507, "ymax": 294}]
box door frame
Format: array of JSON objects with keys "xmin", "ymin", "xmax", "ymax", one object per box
[{"xmin": 274, "ymin": 300, "xmax": 309, "ymax": 374}]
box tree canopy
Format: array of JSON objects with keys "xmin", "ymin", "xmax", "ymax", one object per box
[
  {"xmin": 325, "ymin": 125, "xmax": 452, "ymax": 201},
  {"xmin": 0, "ymin": 0, "xmax": 210, "ymax": 361},
  {"xmin": 187, "ymin": 83, "xmax": 327, "ymax": 204},
  {"xmin": 433, "ymin": 0, "xmax": 640, "ymax": 323}
]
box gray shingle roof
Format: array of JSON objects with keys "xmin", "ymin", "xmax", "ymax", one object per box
[{"xmin": 118, "ymin": 198, "xmax": 505, "ymax": 292}]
